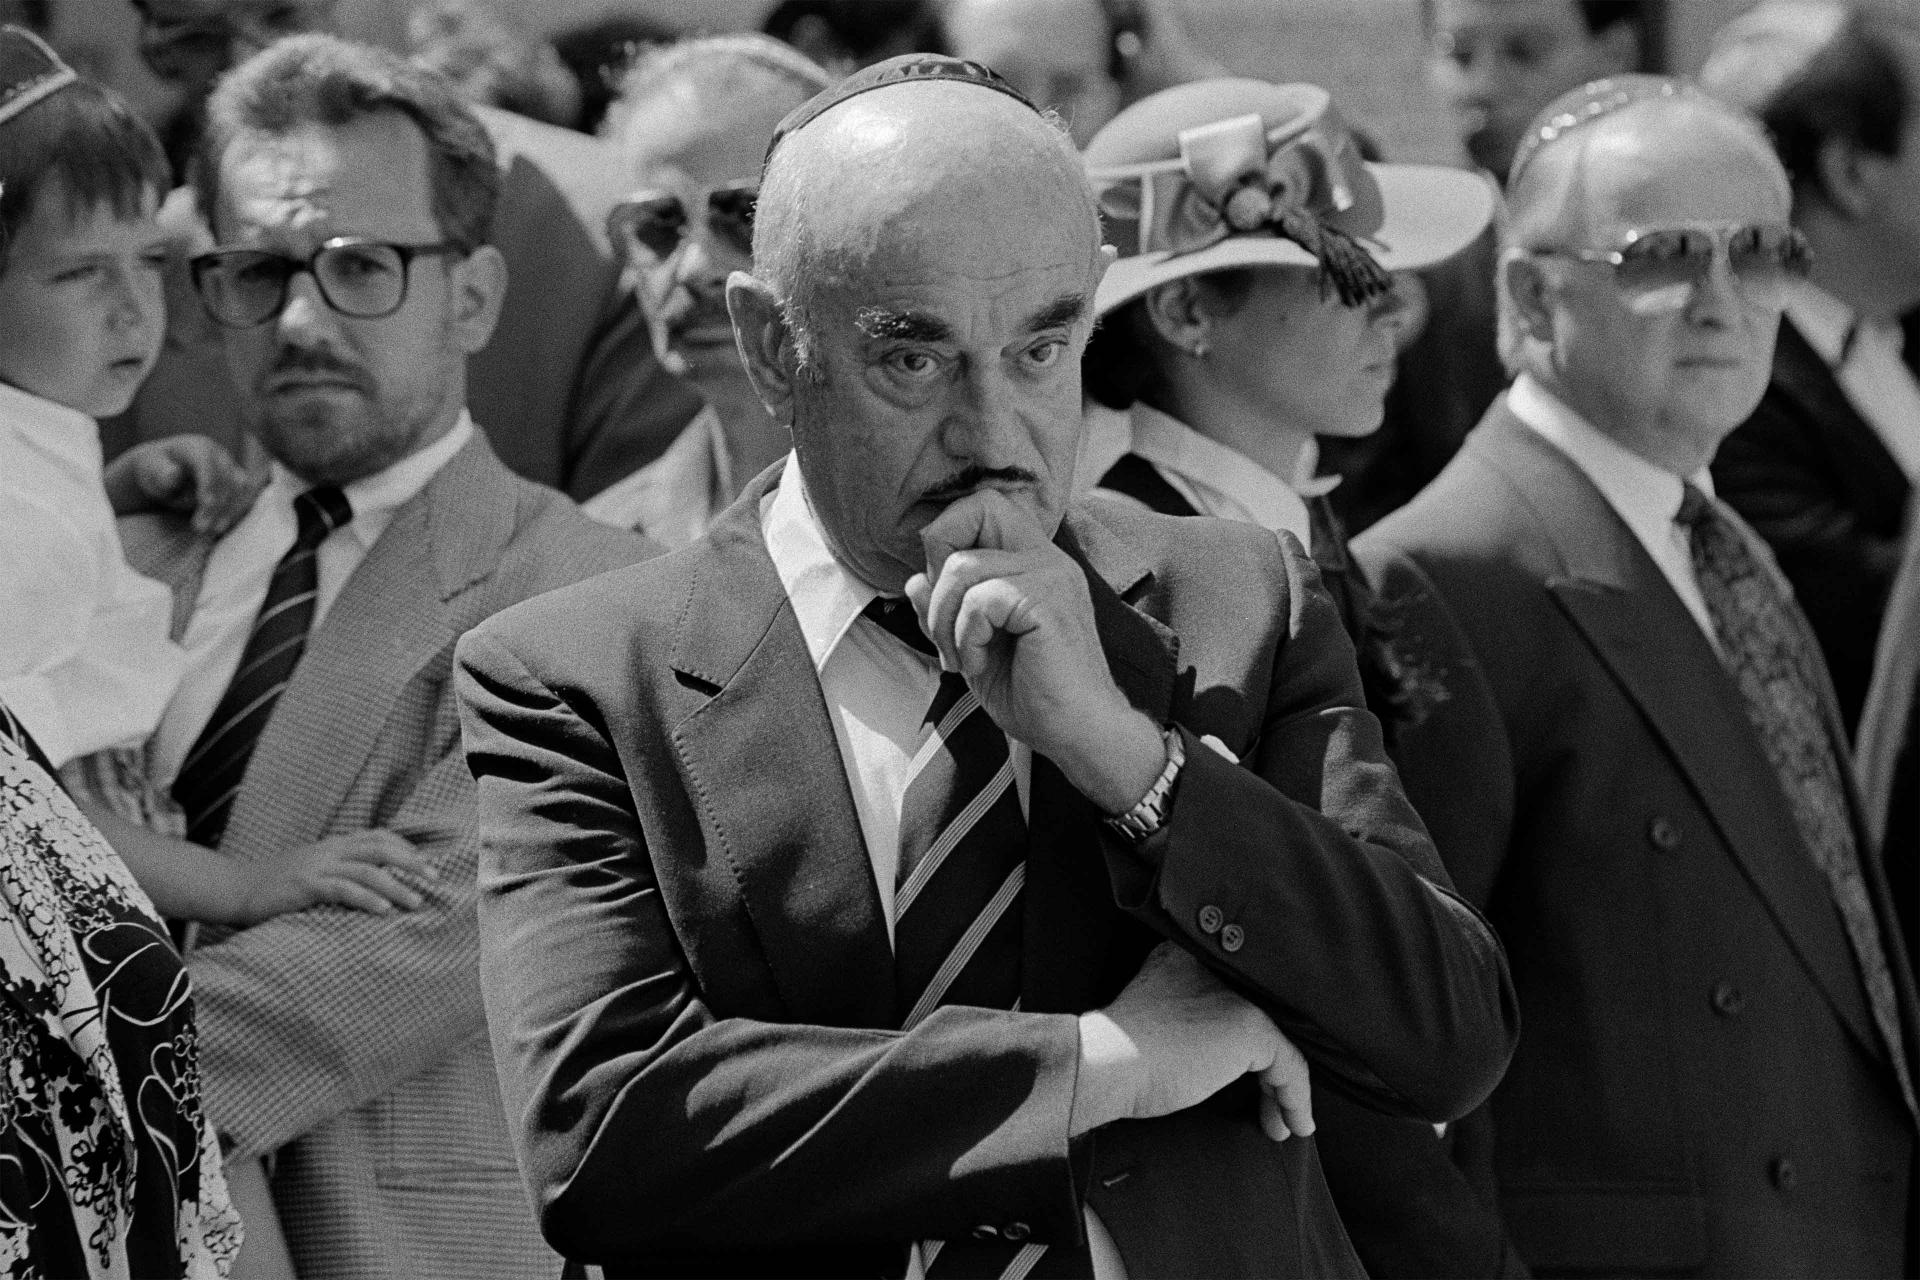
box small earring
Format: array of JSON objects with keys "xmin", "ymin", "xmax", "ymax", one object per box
[{"xmin": 1190, "ymin": 341, "xmax": 1210, "ymax": 360}]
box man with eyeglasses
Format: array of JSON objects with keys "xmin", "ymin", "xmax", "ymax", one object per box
[
  {"xmin": 1353, "ymin": 76, "xmax": 1919, "ymax": 1276},
  {"xmin": 120, "ymin": 34, "xmax": 653, "ymax": 1280},
  {"xmin": 578, "ymin": 34, "xmax": 830, "ymax": 548},
  {"xmin": 116, "ymin": 0, "xmax": 704, "ymax": 506}
]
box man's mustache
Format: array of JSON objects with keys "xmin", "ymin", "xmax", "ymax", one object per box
[
  {"xmin": 264, "ymin": 346, "xmax": 366, "ymax": 384},
  {"xmin": 923, "ymin": 465, "xmax": 1040, "ymax": 504}
]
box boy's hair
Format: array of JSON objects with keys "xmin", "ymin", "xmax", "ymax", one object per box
[
  {"xmin": 197, "ymin": 34, "xmax": 500, "ymax": 251},
  {"xmin": 0, "ymin": 78, "xmax": 170, "ymax": 271}
]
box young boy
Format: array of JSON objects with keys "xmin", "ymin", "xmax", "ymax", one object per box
[{"xmin": 0, "ymin": 29, "xmax": 427, "ymax": 923}]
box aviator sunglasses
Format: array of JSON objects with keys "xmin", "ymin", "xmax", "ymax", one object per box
[
  {"xmin": 607, "ymin": 182, "xmax": 758, "ymax": 263},
  {"xmin": 1539, "ymin": 222, "xmax": 1812, "ymax": 313}
]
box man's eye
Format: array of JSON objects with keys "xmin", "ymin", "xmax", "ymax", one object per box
[
  {"xmin": 1024, "ymin": 340, "xmax": 1066, "ymax": 369},
  {"xmin": 1502, "ymin": 33, "xmax": 1557, "ymax": 67},
  {"xmin": 53, "ymin": 263, "xmax": 101, "ymax": 284},
  {"xmin": 887, "ymin": 349, "xmax": 939, "ymax": 377}
]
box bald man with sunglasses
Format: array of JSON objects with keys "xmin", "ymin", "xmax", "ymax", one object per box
[
  {"xmin": 579, "ymin": 35, "xmax": 830, "ymax": 548},
  {"xmin": 1352, "ymin": 77, "xmax": 1919, "ymax": 1276}
]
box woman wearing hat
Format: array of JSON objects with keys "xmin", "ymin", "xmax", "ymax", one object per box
[{"xmin": 1083, "ymin": 78, "xmax": 1493, "ymax": 739}]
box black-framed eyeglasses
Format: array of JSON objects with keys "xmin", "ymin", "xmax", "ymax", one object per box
[
  {"xmin": 189, "ymin": 237, "xmax": 468, "ymax": 329},
  {"xmin": 1535, "ymin": 222, "xmax": 1811, "ymax": 313},
  {"xmin": 607, "ymin": 183, "xmax": 757, "ymax": 264}
]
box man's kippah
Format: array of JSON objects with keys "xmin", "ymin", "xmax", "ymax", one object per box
[
  {"xmin": 0, "ymin": 26, "xmax": 77, "ymax": 131},
  {"xmin": 763, "ymin": 53, "xmax": 1039, "ymax": 167}
]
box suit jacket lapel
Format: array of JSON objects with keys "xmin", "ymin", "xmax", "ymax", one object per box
[
  {"xmin": 1474, "ymin": 411, "xmax": 1883, "ymax": 1060},
  {"xmin": 1019, "ymin": 507, "xmax": 1181, "ymax": 1013},
  {"xmin": 221, "ymin": 435, "xmax": 511, "ymax": 858},
  {"xmin": 667, "ymin": 470, "xmax": 894, "ymax": 1029},
  {"xmin": 1773, "ymin": 318, "xmax": 1909, "ymax": 510}
]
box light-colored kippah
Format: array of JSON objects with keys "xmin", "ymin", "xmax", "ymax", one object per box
[{"xmin": 0, "ymin": 25, "xmax": 78, "ymax": 130}]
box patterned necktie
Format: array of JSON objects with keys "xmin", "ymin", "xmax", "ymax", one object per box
[
  {"xmin": 861, "ymin": 599, "xmax": 1085, "ymax": 1280},
  {"xmin": 1677, "ymin": 484, "xmax": 1916, "ymax": 1116},
  {"xmin": 171, "ymin": 486, "xmax": 353, "ymax": 848}
]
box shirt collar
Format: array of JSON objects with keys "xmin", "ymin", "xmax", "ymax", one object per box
[
  {"xmin": 1783, "ymin": 278, "xmax": 1856, "ymax": 368},
  {"xmin": 265, "ymin": 410, "xmax": 475, "ymax": 545},
  {"xmin": 1127, "ymin": 403, "xmax": 1325, "ymax": 534},
  {"xmin": 762, "ymin": 451, "xmax": 884, "ymax": 672},
  {"xmin": 0, "ymin": 379, "xmax": 101, "ymax": 476},
  {"xmin": 1508, "ymin": 372, "xmax": 1713, "ymax": 532}
]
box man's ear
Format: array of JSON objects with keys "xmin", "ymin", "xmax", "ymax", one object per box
[
  {"xmin": 727, "ymin": 270, "xmax": 800, "ymax": 421},
  {"xmin": 1140, "ymin": 277, "xmax": 1210, "ymax": 355},
  {"xmin": 1501, "ymin": 249, "xmax": 1555, "ymax": 344},
  {"xmin": 1815, "ymin": 135, "xmax": 1875, "ymax": 220},
  {"xmin": 450, "ymin": 244, "xmax": 508, "ymax": 355}
]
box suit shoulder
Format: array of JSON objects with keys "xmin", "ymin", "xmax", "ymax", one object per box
[
  {"xmin": 467, "ymin": 523, "xmax": 688, "ymax": 665},
  {"xmin": 1076, "ymin": 492, "xmax": 1293, "ymax": 577}
]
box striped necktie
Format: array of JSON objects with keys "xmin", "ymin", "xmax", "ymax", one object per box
[
  {"xmin": 171, "ymin": 486, "xmax": 352, "ymax": 848},
  {"xmin": 1677, "ymin": 484, "xmax": 1916, "ymax": 1117},
  {"xmin": 862, "ymin": 599, "xmax": 1087, "ymax": 1280}
]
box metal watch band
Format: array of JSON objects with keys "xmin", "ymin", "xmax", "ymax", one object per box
[{"xmin": 1105, "ymin": 726, "xmax": 1185, "ymax": 840}]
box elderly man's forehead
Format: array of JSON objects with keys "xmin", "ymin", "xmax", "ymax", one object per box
[{"xmin": 1580, "ymin": 102, "xmax": 1788, "ymax": 217}]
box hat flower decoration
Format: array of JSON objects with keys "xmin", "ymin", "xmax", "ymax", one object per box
[{"xmin": 1087, "ymin": 79, "xmax": 1497, "ymax": 317}]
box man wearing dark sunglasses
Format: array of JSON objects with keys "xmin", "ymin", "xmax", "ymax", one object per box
[
  {"xmin": 1355, "ymin": 77, "xmax": 1918, "ymax": 1276},
  {"xmin": 580, "ymin": 35, "xmax": 829, "ymax": 547},
  {"xmin": 121, "ymin": 36, "xmax": 653, "ymax": 1280}
]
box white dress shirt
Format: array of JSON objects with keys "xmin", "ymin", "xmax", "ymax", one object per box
[
  {"xmin": 1508, "ymin": 373, "xmax": 1720, "ymax": 644},
  {"xmin": 581, "ymin": 405, "xmax": 732, "ymax": 549},
  {"xmin": 1096, "ymin": 403, "xmax": 1327, "ymax": 549},
  {"xmin": 150, "ymin": 414, "xmax": 475, "ymax": 788},
  {"xmin": 1784, "ymin": 280, "xmax": 1920, "ymax": 481},
  {"xmin": 760, "ymin": 454, "xmax": 1125, "ymax": 1280},
  {"xmin": 0, "ymin": 380, "xmax": 187, "ymax": 766}
]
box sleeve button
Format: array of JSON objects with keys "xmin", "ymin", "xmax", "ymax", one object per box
[
  {"xmin": 1711, "ymin": 981, "xmax": 1745, "ymax": 1016},
  {"xmin": 1647, "ymin": 816, "xmax": 1683, "ymax": 851},
  {"xmin": 971, "ymin": 1224, "xmax": 1001, "ymax": 1240},
  {"xmin": 1220, "ymin": 923, "xmax": 1245, "ymax": 953},
  {"xmin": 1197, "ymin": 904, "xmax": 1224, "ymax": 934},
  {"xmin": 1769, "ymin": 1156, "xmax": 1798, "ymax": 1191},
  {"xmin": 1003, "ymin": 1222, "xmax": 1032, "ymax": 1242}
]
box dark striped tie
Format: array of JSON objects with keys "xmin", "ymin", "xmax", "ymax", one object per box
[
  {"xmin": 171, "ymin": 486, "xmax": 352, "ymax": 848},
  {"xmin": 861, "ymin": 600, "xmax": 1086, "ymax": 1280},
  {"xmin": 1677, "ymin": 484, "xmax": 1916, "ymax": 1117}
]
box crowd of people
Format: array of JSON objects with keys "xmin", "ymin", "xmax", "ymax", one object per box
[{"xmin": 0, "ymin": 1, "xmax": 1915, "ymax": 1278}]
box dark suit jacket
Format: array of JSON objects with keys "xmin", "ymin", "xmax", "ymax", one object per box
[
  {"xmin": 1712, "ymin": 317, "xmax": 1912, "ymax": 733},
  {"xmin": 1354, "ymin": 402, "xmax": 1920, "ymax": 1278},
  {"xmin": 453, "ymin": 465, "xmax": 1519, "ymax": 1278},
  {"xmin": 103, "ymin": 107, "xmax": 701, "ymax": 500}
]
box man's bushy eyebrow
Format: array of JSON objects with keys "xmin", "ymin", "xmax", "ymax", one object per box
[{"xmin": 855, "ymin": 307, "xmax": 952, "ymax": 342}]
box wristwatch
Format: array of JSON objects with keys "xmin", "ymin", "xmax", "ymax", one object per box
[{"xmin": 1104, "ymin": 726, "xmax": 1185, "ymax": 840}]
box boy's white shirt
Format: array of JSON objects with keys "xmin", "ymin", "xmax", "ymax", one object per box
[{"xmin": 0, "ymin": 379, "xmax": 187, "ymax": 767}]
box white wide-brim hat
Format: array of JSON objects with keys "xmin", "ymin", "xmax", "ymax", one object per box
[{"xmin": 1086, "ymin": 79, "xmax": 1497, "ymax": 317}]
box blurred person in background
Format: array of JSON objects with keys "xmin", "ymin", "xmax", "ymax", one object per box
[
  {"xmin": 1329, "ymin": 0, "xmax": 1652, "ymax": 535},
  {"xmin": 942, "ymin": 0, "xmax": 1222, "ymax": 146},
  {"xmin": 1700, "ymin": 3, "xmax": 1920, "ymax": 738},
  {"xmin": 762, "ymin": 0, "xmax": 945, "ymax": 77},
  {"xmin": 405, "ymin": 0, "xmax": 581, "ymax": 130},
  {"xmin": 583, "ymin": 34, "xmax": 829, "ymax": 547},
  {"xmin": 115, "ymin": 0, "xmax": 705, "ymax": 503},
  {"xmin": 550, "ymin": 12, "xmax": 678, "ymax": 136},
  {"xmin": 1356, "ymin": 75, "xmax": 1917, "ymax": 1275}
]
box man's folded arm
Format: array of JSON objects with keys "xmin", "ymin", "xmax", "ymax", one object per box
[
  {"xmin": 187, "ymin": 743, "xmax": 487, "ymax": 1157},
  {"xmin": 1098, "ymin": 533, "xmax": 1519, "ymax": 1123},
  {"xmin": 456, "ymin": 628, "xmax": 1087, "ymax": 1261}
]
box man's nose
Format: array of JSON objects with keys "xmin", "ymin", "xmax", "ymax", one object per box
[
  {"xmin": 943, "ymin": 363, "xmax": 1032, "ymax": 464},
  {"xmin": 275, "ymin": 269, "xmax": 340, "ymax": 341},
  {"xmin": 1685, "ymin": 252, "xmax": 1745, "ymax": 326}
]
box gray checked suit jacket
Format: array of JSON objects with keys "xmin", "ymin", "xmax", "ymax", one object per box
[{"xmin": 119, "ymin": 431, "xmax": 655, "ymax": 1280}]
